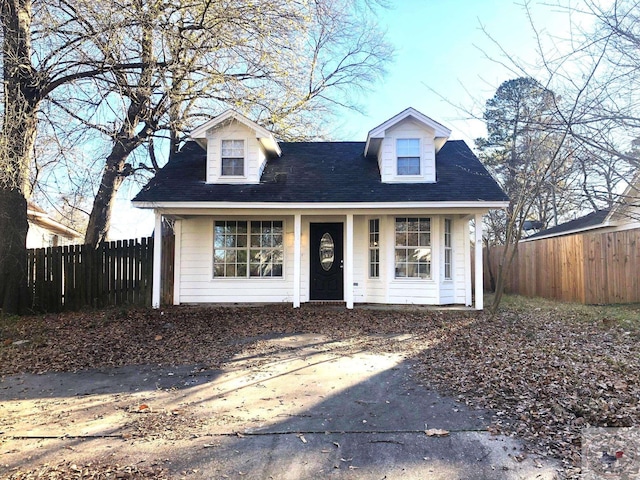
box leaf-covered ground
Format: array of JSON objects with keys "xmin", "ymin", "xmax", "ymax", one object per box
[
  {"xmin": 2, "ymin": 463, "xmax": 169, "ymax": 480},
  {"xmin": 2, "ymin": 297, "xmax": 640, "ymax": 478},
  {"xmin": 416, "ymin": 297, "xmax": 640, "ymax": 478}
]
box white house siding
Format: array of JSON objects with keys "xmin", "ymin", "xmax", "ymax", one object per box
[
  {"xmin": 174, "ymin": 213, "xmax": 472, "ymax": 306},
  {"xmin": 438, "ymin": 217, "xmax": 468, "ymax": 305},
  {"xmin": 26, "ymin": 223, "xmax": 77, "ymax": 249},
  {"xmin": 377, "ymin": 118, "xmax": 436, "ymax": 184},
  {"xmin": 178, "ymin": 216, "xmax": 294, "ymax": 303},
  {"xmin": 439, "ymin": 217, "xmax": 455, "ymax": 305},
  {"xmin": 453, "ymin": 219, "xmax": 469, "ymax": 304},
  {"xmin": 363, "ymin": 216, "xmax": 386, "ymax": 303},
  {"xmin": 352, "ymin": 216, "xmax": 367, "ymax": 302},
  {"xmin": 609, "ymin": 202, "xmax": 640, "ymax": 232},
  {"xmin": 205, "ymin": 119, "xmax": 266, "ymax": 184}
]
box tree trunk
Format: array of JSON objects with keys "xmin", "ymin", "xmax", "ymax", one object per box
[
  {"xmin": 485, "ymin": 241, "xmax": 496, "ymax": 292},
  {"xmin": 0, "ymin": 0, "xmax": 41, "ymax": 314},
  {"xmin": 0, "ymin": 189, "xmax": 30, "ymax": 313},
  {"xmin": 84, "ymin": 150, "xmax": 129, "ymax": 247}
]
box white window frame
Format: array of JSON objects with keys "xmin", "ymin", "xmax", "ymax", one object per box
[
  {"xmin": 221, "ymin": 139, "xmax": 246, "ymax": 177},
  {"xmin": 396, "ymin": 138, "xmax": 421, "ymax": 176},
  {"xmin": 213, "ymin": 219, "xmax": 284, "ymax": 278},
  {"xmin": 368, "ymin": 218, "xmax": 380, "ymax": 278},
  {"xmin": 394, "ymin": 217, "xmax": 431, "ymax": 279},
  {"xmin": 444, "ymin": 218, "xmax": 452, "ymax": 280}
]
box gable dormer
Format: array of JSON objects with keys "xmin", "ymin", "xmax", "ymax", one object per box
[
  {"xmin": 189, "ymin": 110, "xmax": 281, "ymax": 184},
  {"xmin": 364, "ymin": 108, "xmax": 451, "ymax": 183}
]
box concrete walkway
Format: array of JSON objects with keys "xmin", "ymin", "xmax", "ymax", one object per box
[{"xmin": 0, "ymin": 333, "xmax": 558, "ymax": 479}]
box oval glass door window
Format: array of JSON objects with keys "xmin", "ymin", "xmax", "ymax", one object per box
[{"xmin": 319, "ymin": 233, "xmax": 335, "ymax": 271}]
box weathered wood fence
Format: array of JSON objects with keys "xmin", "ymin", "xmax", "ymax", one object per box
[
  {"xmin": 485, "ymin": 229, "xmax": 640, "ymax": 304},
  {"xmin": 27, "ymin": 236, "xmax": 174, "ymax": 312}
]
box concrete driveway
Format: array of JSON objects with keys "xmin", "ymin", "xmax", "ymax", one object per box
[{"xmin": 1, "ymin": 333, "xmax": 558, "ymax": 479}]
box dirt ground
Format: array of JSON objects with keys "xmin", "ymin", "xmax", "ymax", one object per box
[{"xmin": 2, "ymin": 298, "xmax": 640, "ymax": 478}]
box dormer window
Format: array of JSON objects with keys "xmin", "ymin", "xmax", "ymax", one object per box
[
  {"xmin": 221, "ymin": 139, "xmax": 245, "ymax": 176},
  {"xmin": 396, "ymin": 138, "xmax": 420, "ymax": 175}
]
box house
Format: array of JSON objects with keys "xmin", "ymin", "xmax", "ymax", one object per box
[
  {"xmin": 27, "ymin": 202, "xmax": 83, "ymax": 248},
  {"xmin": 522, "ymin": 177, "xmax": 640, "ymax": 242},
  {"xmin": 132, "ymin": 108, "xmax": 508, "ymax": 309}
]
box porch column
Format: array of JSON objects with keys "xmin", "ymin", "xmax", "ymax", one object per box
[
  {"xmin": 293, "ymin": 213, "xmax": 302, "ymax": 308},
  {"xmin": 474, "ymin": 213, "xmax": 484, "ymax": 310},
  {"xmin": 152, "ymin": 211, "xmax": 162, "ymax": 309},
  {"xmin": 345, "ymin": 213, "xmax": 354, "ymax": 309}
]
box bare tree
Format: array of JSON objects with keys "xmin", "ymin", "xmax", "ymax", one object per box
[
  {"xmin": 478, "ymin": 0, "xmax": 640, "ymax": 312},
  {"xmin": 476, "ymin": 78, "xmax": 575, "ymax": 239},
  {"xmin": 42, "ymin": 0, "xmax": 392, "ymax": 246},
  {"xmin": 0, "ymin": 0, "xmax": 391, "ymax": 312},
  {"xmin": 0, "ymin": 0, "xmax": 174, "ymax": 313}
]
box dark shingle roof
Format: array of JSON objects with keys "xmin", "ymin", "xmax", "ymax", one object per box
[
  {"xmin": 133, "ymin": 140, "xmax": 508, "ymax": 204},
  {"xmin": 525, "ymin": 208, "xmax": 611, "ymax": 240}
]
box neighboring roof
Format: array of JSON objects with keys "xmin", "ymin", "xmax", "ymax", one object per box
[
  {"xmin": 522, "ymin": 209, "xmax": 611, "ymax": 241},
  {"xmin": 364, "ymin": 107, "xmax": 452, "ymax": 158},
  {"xmin": 605, "ymin": 172, "xmax": 640, "ymax": 223},
  {"xmin": 133, "ymin": 140, "xmax": 508, "ymax": 206},
  {"xmin": 27, "ymin": 202, "xmax": 83, "ymax": 239},
  {"xmin": 188, "ymin": 109, "xmax": 281, "ymax": 157}
]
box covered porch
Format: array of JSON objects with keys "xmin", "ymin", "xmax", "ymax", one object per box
[{"xmin": 150, "ymin": 208, "xmax": 487, "ymax": 310}]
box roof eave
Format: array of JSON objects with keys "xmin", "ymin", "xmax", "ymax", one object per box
[
  {"xmin": 188, "ymin": 109, "xmax": 281, "ymax": 157},
  {"xmin": 27, "ymin": 211, "xmax": 83, "ymax": 239},
  {"xmin": 132, "ymin": 200, "xmax": 510, "ymax": 210},
  {"xmin": 364, "ymin": 107, "xmax": 452, "ymax": 157},
  {"xmin": 520, "ymin": 222, "xmax": 610, "ymax": 242}
]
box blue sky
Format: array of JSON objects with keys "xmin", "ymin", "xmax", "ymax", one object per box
[
  {"xmin": 336, "ymin": 0, "xmax": 573, "ymax": 143},
  {"xmin": 112, "ymin": 0, "xmax": 573, "ymax": 238}
]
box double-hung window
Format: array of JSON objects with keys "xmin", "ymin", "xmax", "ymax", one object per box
[
  {"xmin": 221, "ymin": 139, "xmax": 245, "ymax": 176},
  {"xmin": 214, "ymin": 220, "xmax": 283, "ymax": 278},
  {"xmin": 395, "ymin": 217, "xmax": 431, "ymax": 278},
  {"xmin": 396, "ymin": 138, "xmax": 420, "ymax": 175}
]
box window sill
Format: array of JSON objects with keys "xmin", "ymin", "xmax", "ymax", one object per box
[
  {"xmin": 384, "ymin": 177, "xmax": 436, "ymax": 184},
  {"xmin": 391, "ymin": 277, "xmax": 434, "ymax": 282},
  {"xmin": 211, "ymin": 277, "xmax": 285, "ymax": 281}
]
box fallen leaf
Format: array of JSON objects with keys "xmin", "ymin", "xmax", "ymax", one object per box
[{"xmin": 425, "ymin": 429, "xmax": 449, "ymax": 437}]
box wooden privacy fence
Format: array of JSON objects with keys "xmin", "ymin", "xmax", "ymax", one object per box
[
  {"xmin": 484, "ymin": 229, "xmax": 640, "ymax": 304},
  {"xmin": 27, "ymin": 236, "xmax": 175, "ymax": 312}
]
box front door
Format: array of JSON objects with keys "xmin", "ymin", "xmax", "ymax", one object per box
[{"xmin": 310, "ymin": 223, "xmax": 344, "ymax": 300}]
